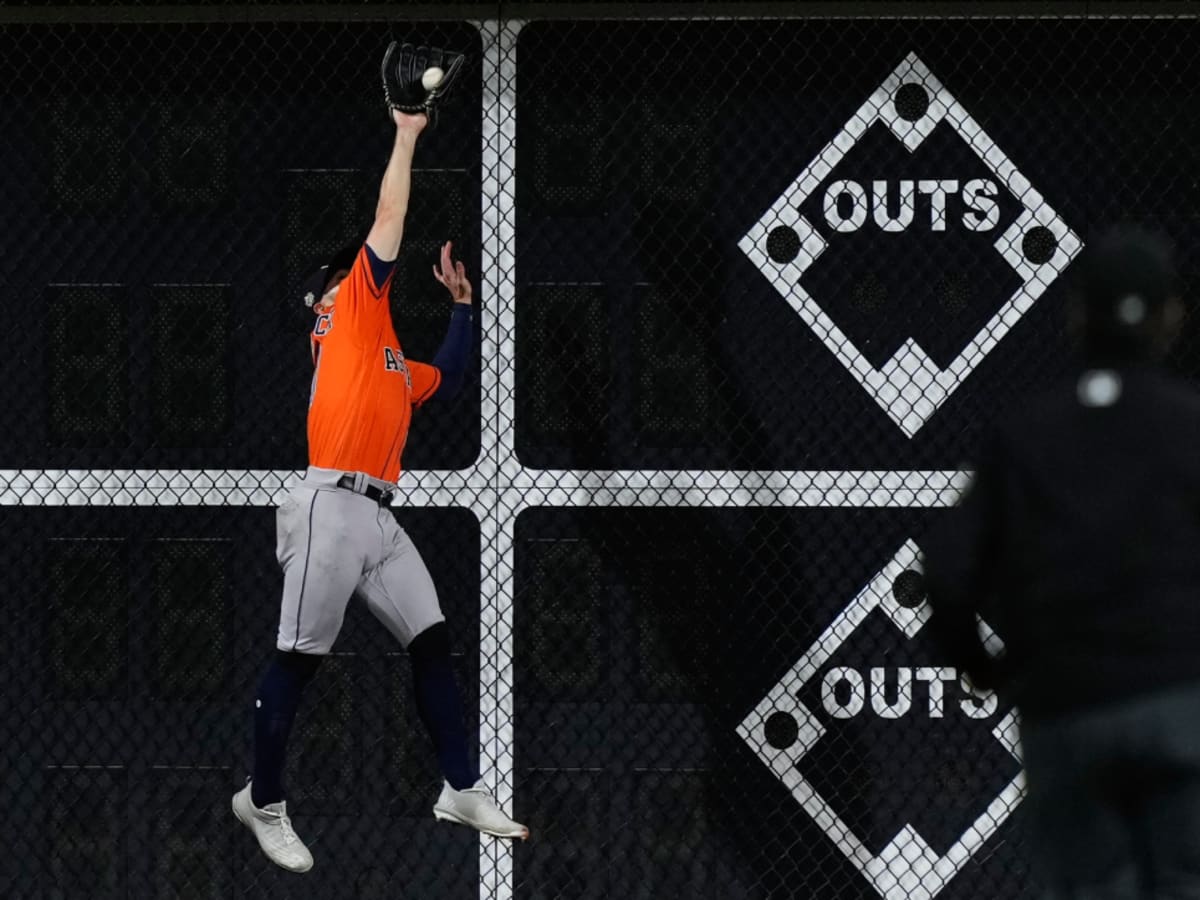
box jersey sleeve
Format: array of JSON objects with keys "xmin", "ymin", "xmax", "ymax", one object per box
[
  {"xmin": 409, "ymin": 361, "xmax": 443, "ymax": 407},
  {"xmin": 337, "ymin": 245, "xmax": 395, "ymax": 333}
]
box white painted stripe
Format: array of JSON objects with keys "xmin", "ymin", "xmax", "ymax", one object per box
[
  {"xmin": 477, "ymin": 18, "xmax": 521, "ymax": 900},
  {"xmin": 0, "ymin": 468, "xmax": 969, "ymax": 508},
  {"xmin": 511, "ymin": 469, "xmax": 969, "ymax": 508}
]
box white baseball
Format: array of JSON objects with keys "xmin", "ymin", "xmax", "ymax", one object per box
[{"xmin": 421, "ymin": 67, "xmax": 444, "ymax": 91}]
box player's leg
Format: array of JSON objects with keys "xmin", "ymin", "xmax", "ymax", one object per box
[
  {"xmin": 356, "ymin": 524, "xmax": 473, "ymax": 786},
  {"xmin": 258, "ymin": 486, "xmax": 362, "ymax": 799},
  {"xmin": 233, "ymin": 649, "xmax": 322, "ymax": 873},
  {"xmin": 358, "ymin": 513, "xmax": 529, "ymax": 839},
  {"xmin": 1124, "ymin": 684, "xmax": 1200, "ymax": 899},
  {"xmin": 1021, "ymin": 711, "xmax": 1137, "ymax": 900},
  {"xmin": 249, "ymin": 650, "xmax": 323, "ymax": 808},
  {"xmin": 408, "ymin": 622, "xmax": 478, "ymax": 790},
  {"xmin": 235, "ymin": 486, "xmax": 365, "ymax": 872}
]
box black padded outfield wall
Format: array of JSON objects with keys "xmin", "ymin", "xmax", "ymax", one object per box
[{"xmin": 2, "ymin": 5, "xmax": 1199, "ymax": 899}]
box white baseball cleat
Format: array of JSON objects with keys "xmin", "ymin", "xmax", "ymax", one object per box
[
  {"xmin": 433, "ymin": 779, "xmax": 530, "ymax": 840},
  {"xmin": 232, "ymin": 780, "xmax": 314, "ymax": 873}
]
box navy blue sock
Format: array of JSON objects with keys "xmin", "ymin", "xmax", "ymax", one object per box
[
  {"xmin": 409, "ymin": 623, "xmax": 479, "ymax": 790},
  {"xmin": 251, "ymin": 651, "xmax": 322, "ymax": 808}
]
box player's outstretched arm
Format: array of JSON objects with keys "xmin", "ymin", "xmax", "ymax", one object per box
[
  {"xmin": 425, "ymin": 241, "xmax": 473, "ymax": 401},
  {"xmin": 365, "ymin": 109, "xmax": 427, "ymax": 263}
]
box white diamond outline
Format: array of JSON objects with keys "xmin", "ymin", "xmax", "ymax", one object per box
[
  {"xmin": 736, "ymin": 539, "xmax": 1026, "ymax": 900},
  {"xmin": 738, "ymin": 52, "xmax": 1083, "ymax": 438}
]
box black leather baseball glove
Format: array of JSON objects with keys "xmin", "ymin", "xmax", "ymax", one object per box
[{"xmin": 381, "ymin": 41, "xmax": 465, "ymax": 123}]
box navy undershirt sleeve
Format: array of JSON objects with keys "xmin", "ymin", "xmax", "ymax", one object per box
[
  {"xmin": 428, "ymin": 305, "xmax": 473, "ymax": 401},
  {"xmin": 364, "ymin": 243, "xmax": 397, "ymax": 295}
]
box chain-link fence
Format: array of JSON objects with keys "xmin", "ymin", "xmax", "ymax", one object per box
[{"xmin": 3, "ymin": 3, "xmax": 1199, "ymax": 898}]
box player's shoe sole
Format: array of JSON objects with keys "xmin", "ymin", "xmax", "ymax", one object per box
[
  {"xmin": 433, "ymin": 805, "xmax": 530, "ymax": 839},
  {"xmin": 232, "ymin": 780, "xmax": 315, "ymax": 873}
]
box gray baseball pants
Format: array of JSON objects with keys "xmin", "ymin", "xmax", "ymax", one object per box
[{"xmin": 274, "ymin": 466, "xmax": 444, "ymax": 654}]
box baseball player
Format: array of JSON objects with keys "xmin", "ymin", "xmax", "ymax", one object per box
[
  {"xmin": 925, "ymin": 227, "xmax": 1200, "ymax": 899},
  {"xmin": 233, "ymin": 44, "xmax": 527, "ymax": 873}
]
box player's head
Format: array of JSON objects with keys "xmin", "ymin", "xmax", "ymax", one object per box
[
  {"xmin": 299, "ymin": 244, "xmax": 359, "ymax": 313},
  {"xmin": 1069, "ymin": 225, "xmax": 1183, "ymax": 365}
]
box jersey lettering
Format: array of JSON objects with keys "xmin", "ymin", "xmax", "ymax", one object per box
[
  {"xmin": 313, "ymin": 313, "xmax": 333, "ymax": 336},
  {"xmin": 383, "ymin": 346, "xmax": 413, "ymax": 389}
]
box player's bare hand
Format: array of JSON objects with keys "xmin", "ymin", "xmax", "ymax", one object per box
[
  {"xmin": 392, "ymin": 108, "xmax": 428, "ymax": 134},
  {"xmin": 432, "ymin": 241, "xmax": 472, "ymax": 305}
]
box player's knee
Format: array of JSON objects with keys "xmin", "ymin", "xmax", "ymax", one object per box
[
  {"xmin": 274, "ymin": 648, "xmax": 324, "ymax": 682},
  {"xmin": 408, "ymin": 621, "xmax": 451, "ymax": 662}
]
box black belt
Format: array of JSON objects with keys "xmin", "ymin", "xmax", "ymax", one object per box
[{"xmin": 336, "ymin": 474, "xmax": 394, "ymax": 506}]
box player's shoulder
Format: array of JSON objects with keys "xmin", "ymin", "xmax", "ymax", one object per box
[
  {"xmin": 1141, "ymin": 369, "xmax": 1200, "ymax": 412},
  {"xmin": 345, "ymin": 244, "xmax": 371, "ymax": 285},
  {"xmin": 328, "ymin": 245, "xmax": 392, "ymax": 317},
  {"xmin": 983, "ymin": 376, "xmax": 1096, "ymax": 458},
  {"xmin": 995, "ymin": 366, "xmax": 1200, "ymax": 439},
  {"xmin": 353, "ymin": 242, "xmax": 398, "ymax": 300}
]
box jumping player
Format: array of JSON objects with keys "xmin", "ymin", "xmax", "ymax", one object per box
[{"xmin": 232, "ymin": 106, "xmax": 528, "ymax": 873}]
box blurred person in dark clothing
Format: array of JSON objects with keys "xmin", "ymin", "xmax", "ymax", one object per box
[{"xmin": 924, "ymin": 226, "xmax": 1200, "ymax": 900}]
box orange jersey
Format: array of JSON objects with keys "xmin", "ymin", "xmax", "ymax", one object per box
[{"xmin": 307, "ymin": 246, "xmax": 441, "ymax": 482}]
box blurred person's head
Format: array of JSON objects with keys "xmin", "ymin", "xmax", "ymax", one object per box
[{"xmin": 1069, "ymin": 225, "xmax": 1183, "ymax": 366}]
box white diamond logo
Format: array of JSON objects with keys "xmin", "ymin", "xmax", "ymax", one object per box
[
  {"xmin": 738, "ymin": 53, "xmax": 1082, "ymax": 437},
  {"xmin": 737, "ymin": 539, "xmax": 1025, "ymax": 900}
]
